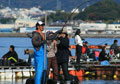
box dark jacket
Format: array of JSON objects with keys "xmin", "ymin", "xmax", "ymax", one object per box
[
  {"xmin": 89, "ymin": 52, "xmax": 96, "ymax": 61},
  {"xmin": 2, "ymin": 51, "xmax": 18, "ymax": 63},
  {"xmin": 32, "ymin": 29, "xmax": 63, "ymax": 50},
  {"xmin": 83, "ymin": 44, "xmax": 90, "ymax": 55},
  {"xmin": 32, "ymin": 31, "xmax": 43, "ymax": 50},
  {"xmin": 56, "ymin": 37, "xmax": 70, "ymax": 63},
  {"xmin": 110, "ymin": 44, "xmax": 119, "ymax": 55},
  {"xmin": 99, "ymin": 51, "xmax": 108, "ymax": 61}
]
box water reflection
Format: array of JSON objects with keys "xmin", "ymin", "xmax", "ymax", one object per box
[
  {"xmin": 0, "ymin": 78, "xmax": 27, "ymax": 84},
  {"xmin": 0, "ymin": 77, "xmax": 120, "ymax": 84}
]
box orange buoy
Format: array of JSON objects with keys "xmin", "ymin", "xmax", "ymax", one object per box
[
  {"xmin": 70, "ymin": 45, "xmax": 106, "ymax": 49},
  {"xmin": 69, "ymin": 70, "xmax": 85, "ymax": 81}
]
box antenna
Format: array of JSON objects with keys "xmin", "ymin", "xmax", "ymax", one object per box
[{"xmin": 56, "ymin": 0, "xmax": 61, "ymax": 10}]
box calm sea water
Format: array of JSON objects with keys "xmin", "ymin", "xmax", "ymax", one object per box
[
  {"xmin": 0, "ymin": 78, "xmax": 120, "ymax": 84},
  {"xmin": 0, "ymin": 37, "xmax": 120, "ymax": 60}
]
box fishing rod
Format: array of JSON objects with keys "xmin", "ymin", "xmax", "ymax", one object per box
[
  {"xmin": 41, "ymin": 11, "xmax": 47, "ymax": 84},
  {"xmin": 62, "ymin": 0, "xmax": 101, "ymax": 29}
]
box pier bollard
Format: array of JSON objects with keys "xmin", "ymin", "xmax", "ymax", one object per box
[
  {"xmin": 32, "ymin": 71, "xmax": 35, "ymax": 77},
  {"xmin": 65, "ymin": 81, "xmax": 71, "ymax": 84},
  {"xmin": 114, "ymin": 69, "xmax": 119, "ymax": 78},
  {"xmin": 15, "ymin": 72, "xmax": 22, "ymax": 78},
  {"xmin": 69, "ymin": 70, "xmax": 84, "ymax": 81}
]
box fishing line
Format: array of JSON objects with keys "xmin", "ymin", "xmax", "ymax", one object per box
[
  {"xmin": 62, "ymin": 0, "xmax": 102, "ymax": 29},
  {"xmin": 96, "ymin": 35, "xmax": 119, "ymax": 45}
]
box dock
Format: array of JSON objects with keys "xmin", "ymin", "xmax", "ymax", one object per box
[{"xmin": 1, "ymin": 61, "xmax": 120, "ymax": 79}]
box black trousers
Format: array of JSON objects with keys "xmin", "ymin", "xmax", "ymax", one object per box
[
  {"xmin": 76, "ymin": 45, "xmax": 82, "ymax": 63},
  {"xmin": 58, "ymin": 62, "xmax": 70, "ymax": 81}
]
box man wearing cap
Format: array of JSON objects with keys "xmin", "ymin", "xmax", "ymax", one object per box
[
  {"xmin": 32, "ymin": 20, "xmax": 63, "ymax": 84},
  {"xmin": 32, "ymin": 21, "xmax": 47, "ymax": 84},
  {"xmin": 24, "ymin": 49, "xmax": 34, "ymax": 65}
]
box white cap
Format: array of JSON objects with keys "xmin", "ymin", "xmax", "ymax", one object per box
[{"xmin": 36, "ymin": 21, "xmax": 45, "ymax": 26}]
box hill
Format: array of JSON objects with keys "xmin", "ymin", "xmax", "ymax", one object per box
[
  {"xmin": 0, "ymin": 0, "xmax": 103, "ymax": 11},
  {"xmin": 73, "ymin": 0, "xmax": 120, "ymax": 21}
]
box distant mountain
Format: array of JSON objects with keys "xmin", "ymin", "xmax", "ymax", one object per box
[
  {"xmin": 0, "ymin": 0, "xmax": 120, "ymax": 11},
  {"xmin": 73, "ymin": 0, "xmax": 120, "ymax": 21}
]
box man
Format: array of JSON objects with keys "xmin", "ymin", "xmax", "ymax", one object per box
[
  {"xmin": 32, "ymin": 21, "xmax": 63, "ymax": 84},
  {"xmin": 110, "ymin": 40, "xmax": 120, "ymax": 55},
  {"xmin": 24, "ymin": 49, "xmax": 34, "ymax": 65},
  {"xmin": 32, "ymin": 21, "xmax": 47, "ymax": 84},
  {"xmin": 2, "ymin": 45, "xmax": 18, "ymax": 65}
]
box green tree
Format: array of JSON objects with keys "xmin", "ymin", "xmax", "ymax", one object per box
[{"xmin": 73, "ymin": 0, "xmax": 120, "ymax": 21}]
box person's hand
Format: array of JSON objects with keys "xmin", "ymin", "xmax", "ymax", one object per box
[
  {"xmin": 53, "ymin": 40, "xmax": 57, "ymax": 47},
  {"xmin": 58, "ymin": 34, "xmax": 62, "ymax": 38},
  {"xmin": 53, "ymin": 40, "xmax": 57, "ymax": 44},
  {"xmin": 2, "ymin": 57, "xmax": 7, "ymax": 60}
]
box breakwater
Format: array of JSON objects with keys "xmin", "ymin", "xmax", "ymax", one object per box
[{"xmin": 0, "ymin": 33, "xmax": 120, "ymax": 38}]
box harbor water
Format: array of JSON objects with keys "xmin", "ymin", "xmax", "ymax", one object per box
[
  {"xmin": 0, "ymin": 37, "xmax": 120, "ymax": 60},
  {"xmin": 1, "ymin": 77, "xmax": 120, "ymax": 84}
]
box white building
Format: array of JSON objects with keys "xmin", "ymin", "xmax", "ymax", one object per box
[
  {"xmin": 0, "ymin": 24, "xmax": 15, "ymax": 29},
  {"xmin": 79, "ymin": 23, "xmax": 106, "ymax": 31},
  {"xmin": 71, "ymin": 8, "xmax": 79, "ymax": 13},
  {"xmin": 15, "ymin": 18, "xmax": 37, "ymax": 28},
  {"xmin": 107, "ymin": 24, "xmax": 120, "ymax": 30}
]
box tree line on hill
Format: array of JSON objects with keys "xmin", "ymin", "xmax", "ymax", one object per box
[{"xmin": 45, "ymin": 0, "xmax": 120, "ymax": 23}]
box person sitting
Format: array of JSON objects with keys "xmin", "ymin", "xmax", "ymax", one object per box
[
  {"xmin": 99, "ymin": 47, "xmax": 109, "ymax": 61},
  {"xmin": 81, "ymin": 41, "xmax": 90, "ymax": 61},
  {"xmin": 83, "ymin": 41, "xmax": 90, "ymax": 56},
  {"xmin": 89, "ymin": 50, "xmax": 96, "ymax": 61},
  {"xmin": 2, "ymin": 45, "xmax": 18, "ymax": 65},
  {"xmin": 24, "ymin": 49, "xmax": 34, "ymax": 66}
]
